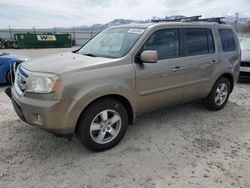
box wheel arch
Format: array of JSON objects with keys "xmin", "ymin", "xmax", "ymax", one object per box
[
  {"xmin": 75, "ymin": 94, "xmax": 135, "ymax": 134},
  {"xmin": 217, "ymin": 73, "xmax": 234, "ymax": 93}
]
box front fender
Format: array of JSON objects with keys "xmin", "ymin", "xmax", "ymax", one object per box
[
  {"xmin": 0, "ymin": 60, "xmax": 24, "ymax": 83},
  {"xmin": 55, "ymin": 62, "xmax": 136, "ymax": 131},
  {"xmin": 0, "ymin": 62, "xmax": 11, "ymax": 83},
  {"xmin": 60, "ymin": 79, "xmax": 136, "ymax": 133},
  {"xmin": 75, "ymin": 79, "xmax": 135, "ymax": 111}
]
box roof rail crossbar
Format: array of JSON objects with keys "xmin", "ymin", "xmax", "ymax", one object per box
[
  {"xmin": 152, "ymin": 15, "xmax": 202, "ymax": 22},
  {"xmin": 197, "ymin": 17, "xmax": 226, "ymax": 24},
  {"xmin": 179, "ymin": 15, "xmax": 202, "ymax": 22},
  {"xmin": 151, "ymin": 16, "xmax": 226, "ymax": 24}
]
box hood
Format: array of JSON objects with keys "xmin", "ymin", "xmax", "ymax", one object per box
[
  {"xmin": 241, "ymin": 50, "xmax": 250, "ymax": 62},
  {"xmin": 22, "ymin": 52, "xmax": 118, "ymax": 74},
  {"xmin": 0, "ymin": 53, "xmax": 30, "ymax": 64}
]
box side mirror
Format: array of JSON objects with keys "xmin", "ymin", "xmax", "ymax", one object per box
[{"xmin": 140, "ymin": 50, "xmax": 158, "ymax": 63}]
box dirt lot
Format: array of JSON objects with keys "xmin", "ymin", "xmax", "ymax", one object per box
[{"xmin": 1, "ymin": 48, "xmax": 250, "ymax": 188}]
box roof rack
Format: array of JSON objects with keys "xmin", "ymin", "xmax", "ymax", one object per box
[
  {"xmin": 151, "ymin": 15, "xmax": 201, "ymax": 22},
  {"xmin": 151, "ymin": 16, "xmax": 226, "ymax": 24}
]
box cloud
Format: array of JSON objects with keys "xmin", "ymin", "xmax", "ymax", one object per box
[{"xmin": 0, "ymin": 0, "xmax": 249, "ymax": 28}]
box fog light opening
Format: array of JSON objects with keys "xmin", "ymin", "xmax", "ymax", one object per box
[{"xmin": 37, "ymin": 114, "xmax": 43, "ymax": 123}]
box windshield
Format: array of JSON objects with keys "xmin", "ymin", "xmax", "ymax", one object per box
[
  {"xmin": 78, "ymin": 28, "xmax": 145, "ymax": 58},
  {"xmin": 240, "ymin": 38, "xmax": 250, "ymax": 50}
]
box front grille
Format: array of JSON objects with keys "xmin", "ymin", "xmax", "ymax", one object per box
[
  {"xmin": 15, "ymin": 66, "xmax": 31, "ymax": 93},
  {"xmin": 241, "ymin": 61, "xmax": 250, "ymax": 67}
]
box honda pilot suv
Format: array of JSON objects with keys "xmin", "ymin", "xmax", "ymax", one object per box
[{"xmin": 6, "ymin": 18, "xmax": 240, "ymax": 151}]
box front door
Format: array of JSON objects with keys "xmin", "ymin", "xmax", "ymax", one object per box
[{"xmin": 133, "ymin": 28, "xmax": 185, "ymax": 112}]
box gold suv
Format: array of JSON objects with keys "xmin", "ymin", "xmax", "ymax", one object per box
[{"xmin": 6, "ymin": 18, "xmax": 241, "ymax": 151}]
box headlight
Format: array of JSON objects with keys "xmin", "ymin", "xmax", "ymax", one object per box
[{"xmin": 26, "ymin": 72, "xmax": 61, "ymax": 93}]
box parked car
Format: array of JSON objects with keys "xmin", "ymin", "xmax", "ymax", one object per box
[
  {"xmin": 239, "ymin": 38, "xmax": 250, "ymax": 79},
  {"xmin": 5, "ymin": 18, "xmax": 240, "ymax": 151},
  {"xmin": 0, "ymin": 38, "xmax": 18, "ymax": 49},
  {"xmin": 0, "ymin": 52, "xmax": 29, "ymax": 84}
]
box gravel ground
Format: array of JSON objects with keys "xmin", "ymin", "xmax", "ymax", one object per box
[{"xmin": 0, "ymin": 48, "xmax": 250, "ymax": 188}]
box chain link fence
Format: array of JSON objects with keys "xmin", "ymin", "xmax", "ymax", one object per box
[
  {"xmin": 0, "ymin": 27, "xmax": 249, "ymax": 48},
  {"xmin": 0, "ymin": 28, "xmax": 102, "ymax": 47}
]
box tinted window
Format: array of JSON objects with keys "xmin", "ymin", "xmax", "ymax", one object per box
[
  {"xmin": 142, "ymin": 29, "xmax": 179, "ymax": 60},
  {"xmin": 219, "ymin": 29, "xmax": 236, "ymax": 52},
  {"xmin": 240, "ymin": 38, "xmax": 250, "ymax": 50},
  {"xmin": 185, "ymin": 28, "xmax": 214, "ymax": 56}
]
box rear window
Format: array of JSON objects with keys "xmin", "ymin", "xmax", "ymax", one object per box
[
  {"xmin": 185, "ymin": 28, "xmax": 215, "ymax": 56},
  {"xmin": 219, "ymin": 29, "xmax": 236, "ymax": 52}
]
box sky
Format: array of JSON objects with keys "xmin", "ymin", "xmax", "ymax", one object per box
[{"xmin": 0, "ymin": 0, "xmax": 249, "ymax": 29}]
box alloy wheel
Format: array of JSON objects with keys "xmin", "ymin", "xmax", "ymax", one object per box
[
  {"xmin": 214, "ymin": 83, "xmax": 228, "ymax": 106},
  {"xmin": 89, "ymin": 109, "xmax": 121, "ymax": 144}
]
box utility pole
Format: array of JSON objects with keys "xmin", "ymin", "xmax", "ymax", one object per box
[
  {"xmin": 73, "ymin": 27, "xmax": 76, "ymax": 46},
  {"xmin": 33, "ymin": 26, "xmax": 36, "ymax": 34},
  {"xmin": 235, "ymin": 12, "xmax": 239, "ymax": 32},
  {"xmin": 8, "ymin": 25, "xmax": 13, "ymax": 39}
]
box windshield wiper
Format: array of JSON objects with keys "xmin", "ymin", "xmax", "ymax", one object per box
[
  {"xmin": 83, "ymin": 53, "xmax": 97, "ymax": 57},
  {"xmin": 72, "ymin": 50, "xmax": 79, "ymax": 54}
]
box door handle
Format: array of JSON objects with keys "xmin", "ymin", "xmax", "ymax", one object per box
[
  {"xmin": 210, "ymin": 60, "xmax": 218, "ymax": 64},
  {"xmin": 172, "ymin": 66, "xmax": 183, "ymax": 72}
]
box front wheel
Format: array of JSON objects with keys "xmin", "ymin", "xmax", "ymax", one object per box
[
  {"xmin": 203, "ymin": 77, "xmax": 231, "ymax": 111},
  {"xmin": 76, "ymin": 98, "xmax": 129, "ymax": 152}
]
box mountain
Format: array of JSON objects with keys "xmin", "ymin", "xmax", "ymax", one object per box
[
  {"xmin": 87, "ymin": 14, "xmax": 250, "ymax": 30},
  {"xmin": 89, "ymin": 19, "xmax": 143, "ymax": 30},
  {"xmin": 224, "ymin": 16, "xmax": 250, "ymax": 24}
]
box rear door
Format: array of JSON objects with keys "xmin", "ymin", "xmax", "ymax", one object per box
[{"xmin": 182, "ymin": 28, "xmax": 219, "ymax": 102}]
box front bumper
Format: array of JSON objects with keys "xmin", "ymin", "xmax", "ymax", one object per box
[
  {"xmin": 5, "ymin": 87, "xmax": 26, "ymax": 122},
  {"xmin": 5, "ymin": 87, "xmax": 80, "ymax": 135}
]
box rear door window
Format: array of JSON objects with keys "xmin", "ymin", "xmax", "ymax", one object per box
[
  {"xmin": 219, "ymin": 29, "xmax": 236, "ymax": 52},
  {"xmin": 185, "ymin": 28, "xmax": 215, "ymax": 56}
]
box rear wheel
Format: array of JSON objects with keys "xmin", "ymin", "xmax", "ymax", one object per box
[
  {"xmin": 76, "ymin": 98, "xmax": 129, "ymax": 152},
  {"xmin": 204, "ymin": 77, "xmax": 231, "ymax": 110}
]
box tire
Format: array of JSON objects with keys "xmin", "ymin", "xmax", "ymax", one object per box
[
  {"xmin": 76, "ymin": 98, "xmax": 129, "ymax": 152},
  {"xmin": 11, "ymin": 42, "xmax": 18, "ymax": 49},
  {"xmin": 204, "ymin": 77, "xmax": 231, "ymax": 111},
  {"xmin": 0, "ymin": 42, "xmax": 4, "ymax": 49}
]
